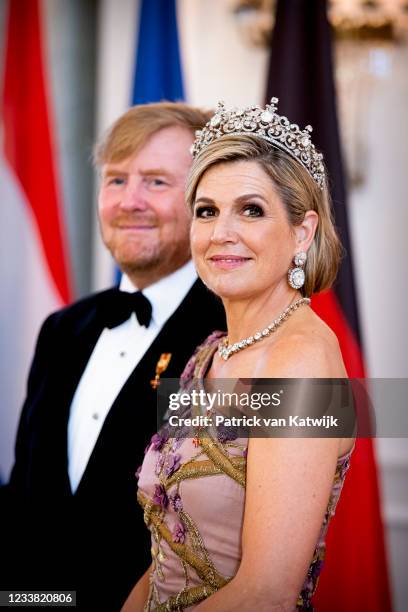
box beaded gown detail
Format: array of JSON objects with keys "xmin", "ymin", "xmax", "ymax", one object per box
[{"xmin": 137, "ymin": 332, "xmax": 352, "ymax": 611}]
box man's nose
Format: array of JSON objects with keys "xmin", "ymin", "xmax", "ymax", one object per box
[{"xmin": 120, "ymin": 182, "xmax": 148, "ymax": 211}]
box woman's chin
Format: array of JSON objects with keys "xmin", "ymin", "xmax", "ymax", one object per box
[{"xmin": 204, "ymin": 279, "xmax": 253, "ymax": 301}]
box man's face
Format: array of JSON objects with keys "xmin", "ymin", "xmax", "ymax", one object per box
[{"xmin": 98, "ymin": 126, "xmax": 194, "ymax": 286}]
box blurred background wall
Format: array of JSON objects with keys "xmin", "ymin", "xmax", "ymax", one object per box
[{"xmin": 0, "ymin": 0, "xmax": 407, "ymax": 609}]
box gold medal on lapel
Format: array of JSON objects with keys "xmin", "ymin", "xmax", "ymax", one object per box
[{"xmin": 150, "ymin": 353, "xmax": 172, "ymax": 389}]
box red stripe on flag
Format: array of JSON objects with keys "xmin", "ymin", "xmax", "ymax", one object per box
[
  {"xmin": 2, "ymin": 0, "xmax": 71, "ymax": 304},
  {"xmin": 312, "ymin": 289, "xmax": 392, "ymax": 611},
  {"xmin": 314, "ymin": 437, "xmax": 392, "ymax": 611}
]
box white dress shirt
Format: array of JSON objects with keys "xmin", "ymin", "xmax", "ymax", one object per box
[{"xmin": 67, "ymin": 260, "xmax": 197, "ymax": 493}]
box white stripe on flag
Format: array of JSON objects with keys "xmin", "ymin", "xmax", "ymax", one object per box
[{"xmin": 0, "ymin": 156, "xmax": 62, "ymax": 480}]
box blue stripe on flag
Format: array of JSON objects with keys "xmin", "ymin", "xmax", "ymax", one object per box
[{"xmin": 132, "ymin": 0, "xmax": 184, "ymax": 103}]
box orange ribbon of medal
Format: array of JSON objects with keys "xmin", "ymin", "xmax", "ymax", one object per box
[{"xmin": 150, "ymin": 353, "xmax": 172, "ymax": 389}]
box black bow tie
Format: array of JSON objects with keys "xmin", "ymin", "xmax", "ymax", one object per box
[{"xmin": 101, "ymin": 289, "xmax": 152, "ymax": 329}]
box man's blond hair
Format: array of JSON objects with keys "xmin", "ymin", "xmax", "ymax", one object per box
[{"xmin": 94, "ymin": 101, "xmax": 212, "ymax": 166}]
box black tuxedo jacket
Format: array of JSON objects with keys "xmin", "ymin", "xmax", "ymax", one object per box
[{"xmin": 2, "ymin": 279, "xmax": 226, "ymax": 611}]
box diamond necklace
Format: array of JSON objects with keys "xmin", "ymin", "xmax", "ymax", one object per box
[{"xmin": 218, "ymin": 297, "xmax": 311, "ymax": 361}]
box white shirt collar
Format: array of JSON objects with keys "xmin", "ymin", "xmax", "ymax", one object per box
[{"xmin": 119, "ymin": 260, "xmax": 197, "ymax": 328}]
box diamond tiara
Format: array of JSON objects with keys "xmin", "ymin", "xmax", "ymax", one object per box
[{"xmin": 191, "ymin": 97, "xmax": 326, "ymax": 190}]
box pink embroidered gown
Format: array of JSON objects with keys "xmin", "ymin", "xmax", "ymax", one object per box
[{"xmin": 137, "ymin": 332, "xmax": 352, "ymax": 611}]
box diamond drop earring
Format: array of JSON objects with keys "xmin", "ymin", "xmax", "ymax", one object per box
[{"xmin": 288, "ymin": 251, "xmax": 307, "ymax": 289}]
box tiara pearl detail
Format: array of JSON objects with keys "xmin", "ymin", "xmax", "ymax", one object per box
[
  {"xmin": 191, "ymin": 98, "xmax": 326, "ymax": 190},
  {"xmin": 288, "ymin": 251, "xmax": 307, "ymax": 290},
  {"xmin": 217, "ymin": 297, "xmax": 311, "ymax": 361}
]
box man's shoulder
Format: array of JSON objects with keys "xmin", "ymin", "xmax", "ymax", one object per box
[
  {"xmin": 177, "ymin": 279, "xmax": 225, "ymax": 317},
  {"xmin": 181, "ymin": 278, "xmax": 220, "ymax": 305},
  {"xmin": 168, "ymin": 278, "xmax": 226, "ymax": 333}
]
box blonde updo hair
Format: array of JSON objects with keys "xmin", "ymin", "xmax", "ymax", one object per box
[{"xmin": 185, "ymin": 135, "xmax": 342, "ymax": 297}]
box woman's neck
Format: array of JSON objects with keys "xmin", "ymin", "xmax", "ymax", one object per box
[{"xmin": 222, "ymin": 285, "xmax": 301, "ymax": 345}]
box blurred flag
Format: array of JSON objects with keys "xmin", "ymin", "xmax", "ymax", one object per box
[
  {"xmin": 131, "ymin": 0, "xmax": 184, "ymax": 104},
  {"xmin": 0, "ymin": 0, "xmax": 71, "ymax": 479},
  {"xmin": 266, "ymin": 1, "xmax": 392, "ymax": 610}
]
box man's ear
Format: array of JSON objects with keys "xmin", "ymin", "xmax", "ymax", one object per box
[{"xmin": 292, "ymin": 210, "xmax": 319, "ymax": 252}]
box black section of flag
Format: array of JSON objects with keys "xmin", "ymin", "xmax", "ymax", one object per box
[{"xmin": 265, "ymin": 0, "xmax": 362, "ymax": 346}]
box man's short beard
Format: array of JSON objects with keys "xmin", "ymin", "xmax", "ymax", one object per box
[
  {"xmin": 119, "ymin": 254, "xmax": 162, "ymax": 275},
  {"xmin": 115, "ymin": 245, "xmax": 163, "ymax": 275},
  {"xmin": 106, "ymin": 235, "xmax": 191, "ymax": 284}
]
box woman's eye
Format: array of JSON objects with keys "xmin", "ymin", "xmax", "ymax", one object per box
[
  {"xmin": 242, "ymin": 204, "xmax": 264, "ymax": 217},
  {"xmin": 195, "ymin": 206, "xmax": 217, "ymax": 219}
]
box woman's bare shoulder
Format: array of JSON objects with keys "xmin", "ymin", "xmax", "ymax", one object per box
[{"xmin": 257, "ymin": 308, "xmax": 346, "ymax": 378}]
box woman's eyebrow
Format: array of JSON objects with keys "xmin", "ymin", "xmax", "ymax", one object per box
[
  {"xmin": 194, "ymin": 196, "xmax": 215, "ymax": 205},
  {"xmin": 234, "ymin": 193, "xmax": 268, "ymax": 204}
]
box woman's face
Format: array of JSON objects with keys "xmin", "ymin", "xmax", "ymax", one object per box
[{"xmin": 190, "ymin": 160, "xmax": 298, "ymax": 301}]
